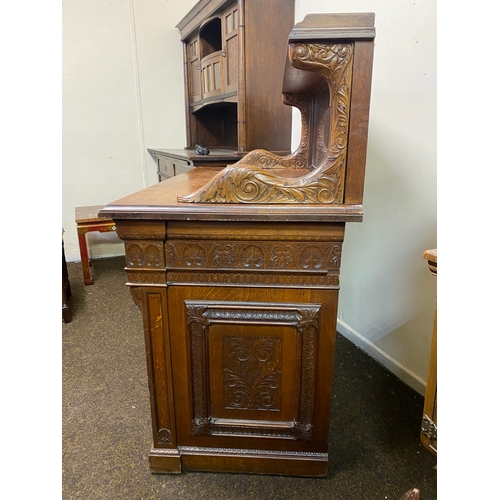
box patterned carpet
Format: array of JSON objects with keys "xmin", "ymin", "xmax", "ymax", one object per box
[{"xmin": 62, "ymin": 256, "xmax": 437, "ymax": 500}]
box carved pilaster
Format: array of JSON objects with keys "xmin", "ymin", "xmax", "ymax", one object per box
[
  {"xmin": 142, "ymin": 289, "xmax": 177, "ymax": 450},
  {"xmin": 115, "ymin": 220, "xmax": 168, "ymax": 305}
]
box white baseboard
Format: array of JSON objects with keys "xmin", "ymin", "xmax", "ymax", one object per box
[{"xmin": 336, "ymin": 318, "xmax": 427, "ymax": 396}]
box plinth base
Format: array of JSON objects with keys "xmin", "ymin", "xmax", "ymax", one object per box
[{"xmin": 149, "ymin": 445, "xmax": 328, "ymax": 476}]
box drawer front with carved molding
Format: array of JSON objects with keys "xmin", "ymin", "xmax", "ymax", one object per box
[{"xmin": 165, "ymin": 221, "xmax": 344, "ymax": 288}]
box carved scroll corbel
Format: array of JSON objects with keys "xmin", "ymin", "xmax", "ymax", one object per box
[{"xmin": 178, "ymin": 42, "xmax": 353, "ymax": 205}]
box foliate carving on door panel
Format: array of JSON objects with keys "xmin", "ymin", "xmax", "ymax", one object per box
[
  {"xmin": 224, "ymin": 336, "xmax": 282, "ymax": 411},
  {"xmin": 184, "ymin": 301, "xmax": 320, "ymax": 441},
  {"xmin": 165, "ymin": 240, "xmax": 342, "ymax": 272},
  {"xmin": 125, "ymin": 242, "xmax": 164, "ymax": 268}
]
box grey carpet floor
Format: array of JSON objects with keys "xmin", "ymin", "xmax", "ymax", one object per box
[{"xmin": 62, "ymin": 256, "xmax": 437, "ymax": 500}]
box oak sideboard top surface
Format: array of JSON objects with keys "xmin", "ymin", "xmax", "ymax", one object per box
[{"xmin": 99, "ymin": 167, "xmax": 363, "ymax": 223}]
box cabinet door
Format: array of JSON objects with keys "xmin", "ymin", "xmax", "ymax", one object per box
[
  {"xmin": 187, "ymin": 37, "xmax": 201, "ymax": 102},
  {"xmin": 222, "ymin": 5, "xmax": 239, "ymax": 94},
  {"xmin": 168, "ymin": 285, "xmax": 338, "ymax": 452}
]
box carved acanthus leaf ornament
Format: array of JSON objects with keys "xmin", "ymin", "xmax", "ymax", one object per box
[{"xmin": 178, "ymin": 42, "xmax": 353, "ymax": 205}]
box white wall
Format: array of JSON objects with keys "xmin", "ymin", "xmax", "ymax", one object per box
[
  {"xmin": 62, "ymin": 0, "xmax": 436, "ymax": 393},
  {"xmin": 296, "ymin": 1, "xmax": 437, "ymax": 393},
  {"xmin": 62, "ymin": 0, "xmax": 198, "ymax": 260}
]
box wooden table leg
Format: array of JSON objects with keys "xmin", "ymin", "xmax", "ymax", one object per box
[
  {"xmin": 77, "ymin": 227, "xmax": 93, "ymax": 285},
  {"xmin": 75, "ymin": 205, "xmax": 117, "ymax": 285}
]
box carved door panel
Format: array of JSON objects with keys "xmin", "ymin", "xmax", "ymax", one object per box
[{"xmin": 168, "ymin": 285, "xmax": 338, "ymax": 452}]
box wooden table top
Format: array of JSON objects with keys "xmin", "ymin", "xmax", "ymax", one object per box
[{"xmin": 76, "ymin": 205, "xmax": 113, "ymax": 223}]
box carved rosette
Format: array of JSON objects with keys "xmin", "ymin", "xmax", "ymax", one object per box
[
  {"xmin": 240, "ymin": 245, "xmax": 265, "ymax": 268},
  {"xmin": 182, "ymin": 243, "xmax": 207, "ymax": 267},
  {"xmin": 185, "ymin": 301, "xmax": 320, "ymax": 441},
  {"xmin": 126, "ymin": 242, "xmax": 164, "ymax": 268},
  {"xmin": 157, "ymin": 428, "xmax": 173, "ymax": 445},
  {"xmin": 177, "ymin": 42, "xmax": 353, "ymax": 204}
]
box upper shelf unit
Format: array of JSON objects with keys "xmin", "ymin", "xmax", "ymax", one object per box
[{"xmin": 176, "ymin": 0, "xmax": 295, "ymax": 154}]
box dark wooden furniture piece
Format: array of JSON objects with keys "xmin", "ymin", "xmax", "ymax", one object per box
[
  {"xmin": 75, "ymin": 205, "xmax": 117, "ymax": 285},
  {"xmin": 148, "ymin": 0, "xmax": 295, "ymax": 181},
  {"xmin": 421, "ymin": 248, "xmax": 437, "ymax": 455},
  {"xmin": 100, "ymin": 13, "xmax": 375, "ymax": 477},
  {"xmin": 62, "ymin": 230, "xmax": 72, "ymax": 323}
]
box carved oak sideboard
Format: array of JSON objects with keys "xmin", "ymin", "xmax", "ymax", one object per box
[{"xmin": 100, "ymin": 13, "xmax": 375, "ymax": 477}]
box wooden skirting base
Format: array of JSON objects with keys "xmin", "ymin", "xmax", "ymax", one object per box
[
  {"xmin": 149, "ymin": 447, "xmax": 182, "ymax": 474},
  {"xmin": 149, "ymin": 446, "xmax": 329, "ymax": 477}
]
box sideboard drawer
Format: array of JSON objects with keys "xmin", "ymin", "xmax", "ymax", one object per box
[
  {"xmin": 174, "ymin": 158, "xmax": 193, "ymax": 175},
  {"xmin": 158, "ymin": 157, "xmax": 193, "ymax": 181}
]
